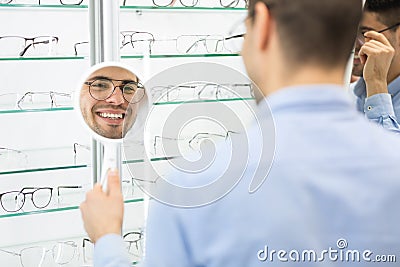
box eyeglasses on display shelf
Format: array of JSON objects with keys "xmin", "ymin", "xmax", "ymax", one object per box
[
  {"xmin": 0, "ymin": 91, "xmax": 72, "ymax": 111},
  {"xmin": 0, "ymin": 185, "xmax": 85, "ymax": 213},
  {"xmin": 151, "ymin": 34, "xmax": 240, "ymax": 55},
  {"xmin": 122, "ymin": 0, "xmax": 247, "ymax": 8},
  {"xmin": 74, "ymin": 32, "xmax": 242, "ymax": 57},
  {"xmin": 152, "ymin": 130, "xmax": 239, "ymax": 156},
  {"xmin": 150, "ymin": 82, "xmax": 254, "ymax": 103},
  {"xmin": 74, "ymin": 31, "xmax": 154, "ymax": 57},
  {"xmin": 0, "ymin": 147, "xmax": 28, "ymax": 169},
  {"xmin": 0, "ymin": 0, "xmax": 84, "ymax": 5},
  {"xmin": 188, "ymin": 130, "xmax": 238, "ymax": 150},
  {"xmin": 56, "ymin": 185, "xmax": 84, "ymax": 207},
  {"xmin": 120, "ymin": 31, "xmax": 155, "ymax": 55},
  {"xmin": 131, "ymin": 175, "xmax": 162, "ymax": 185},
  {"xmin": 73, "ymin": 142, "xmax": 90, "ymax": 165},
  {"xmin": 73, "ymin": 41, "xmax": 88, "ymax": 56},
  {"xmin": 16, "ymin": 91, "xmax": 72, "ymax": 110},
  {"xmin": 0, "ymin": 241, "xmax": 78, "ymax": 267},
  {"xmin": 0, "ymin": 36, "xmax": 58, "ymax": 57},
  {"xmin": 82, "ymin": 231, "xmax": 143, "ymax": 265},
  {"xmin": 0, "ymin": 187, "xmax": 53, "ymax": 213}
]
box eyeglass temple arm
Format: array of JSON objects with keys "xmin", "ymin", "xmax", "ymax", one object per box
[
  {"xmin": 57, "ymin": 185, "xmax": 83, "ymax": 197},
  {"xmin": 184, "ymin": 38, "xmax": 204, "ymax": 54},
  {"xmin": 19, "ymin": 39, "xmax": 54, "ymax": 57},
  {"xmin": 74, "ymin": 42, "xmax": 89, "ymax": 56},
  {"xmin": 0, "ymin": 248, "xmax": 21, "ymax": 257}
]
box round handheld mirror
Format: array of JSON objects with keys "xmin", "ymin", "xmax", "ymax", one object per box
[{"xmin": 75, "ymin": 62, "xmax": 150, "ymax": 190}]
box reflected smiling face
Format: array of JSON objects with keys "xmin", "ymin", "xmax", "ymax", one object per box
[{"xmin": 80, "ymin": 66, "xmax": 140, "ymax": 139}]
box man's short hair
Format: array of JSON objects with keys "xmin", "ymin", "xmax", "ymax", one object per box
[
  {"xmin": 247, "ymin": 0, "xmax": 362, "ymax": 68},
  {"xmin": 364, "ymin": 0, "xmax": 400, "ymax": 28}
]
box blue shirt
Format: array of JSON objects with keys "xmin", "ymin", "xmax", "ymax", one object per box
[
  {"xmin": 354, "ymin": 76, "xmax": 400, "ymax": 132},
  {"xmin": 95, "ymin": 85, "xmax": 400, "ymax": 267}
]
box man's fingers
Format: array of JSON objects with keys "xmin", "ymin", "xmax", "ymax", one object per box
[
  {"xmin": 364, "ymin": 31, "xmax": 392, "ymax": 47},
  {"xmin": 359, "ymin": 42, "xmax": 394, "ymax": 59},
  {"xmin": 107, "ymin": 168, "xmax": 122, "ymax": 197}
]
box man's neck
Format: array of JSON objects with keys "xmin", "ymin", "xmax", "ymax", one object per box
[{"xmin": 259, "ymin": 66, "xmax": 345, "ymax": 97}]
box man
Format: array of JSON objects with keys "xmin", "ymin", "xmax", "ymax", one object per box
[
  {"xmin": 81, "ymin": 0, "xmax": 400, "ymax": 266},
  {"xmin": 80, "ymin": 65, "xmax": 144, "ymax": 139},
  {"xmin": 353, "ymin": 0, "xmax": 400, "ymax": 131}
]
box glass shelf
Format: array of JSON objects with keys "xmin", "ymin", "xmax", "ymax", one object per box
[
  {"xmin": 0, "ymin": 197, "xmax": 144, "ymax": 219},
  {"xmin": 0, "ymin": 106, "xmax": 73, "ymax": 114},
  {"xmin": 0, "ymin": 146, "xmax": 89, "ymax": 175},
  {"xmin": 0, "ymin": 144, "xmax": 179, "ymax": 175},
  {"xmin": 0, "ymin": 95, "xmax": 250, "ymax": 114},
  {"xmin": 122, "ymin": 53, "xmax": 240, "ymax": 59},
  {"xmin": 0, "ymin": 56, "xmax": 85, "ymax": 61},
  {"xmin": 154, "ymin": 97, "xmax": 254, "ymax": 105},
  {"xmin": 121, "ymin": 5, "xmax": 246, "ymax": 11},
  {"xmin": 0, "ymin": 53, "xmax": 238, "ymax": 61}
]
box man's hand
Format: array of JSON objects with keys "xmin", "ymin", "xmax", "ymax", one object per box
[
  {"xmin": 80, "ymin": 169, "xmax": 124, "ymax": 243},
  {"xmin": 359, "ymin": 31, "xmax": 395, "ymax": 97}
]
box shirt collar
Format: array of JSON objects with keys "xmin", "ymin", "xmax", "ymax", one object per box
[
  {"xmin": 258, "ymin": 84, "xmax": 353, "ymax": 114},
  {"xmin": 353, "ymin": 76, "xmax": 400, "ymax": 98}
]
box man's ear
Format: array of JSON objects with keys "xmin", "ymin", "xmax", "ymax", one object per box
[{"xmin": 253, "ymin": 1, "xmax": 274, "ymax": 51}]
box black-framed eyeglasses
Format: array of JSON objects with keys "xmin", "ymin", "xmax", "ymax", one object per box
[
  {"xmin": 84, "ymin": 78, "xmax": 145, "ymax": 104},
  {"xmin": 357, "ymin": 22, "xmax": 400, "ymax": 45},
  {"xmin": 0, "ymin": 187, "xmax": 53, "ymax": 212},
  {"xmin": 0, "ymin": 35, "xmax": 58, "ymax": 57}
]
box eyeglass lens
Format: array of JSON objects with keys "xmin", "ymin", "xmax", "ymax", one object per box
[
  {"xmin": 89, "ymin": 79, "xmax": 145, "ymax": 104},
  {"xmin": 18, "ymin": 241, "xmax": 76, "ymax": 267}
]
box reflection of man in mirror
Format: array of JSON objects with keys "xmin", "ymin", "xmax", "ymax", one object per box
[{"xmin": 80, "ymin": 66, "xmax": 145, "ymax": 139}]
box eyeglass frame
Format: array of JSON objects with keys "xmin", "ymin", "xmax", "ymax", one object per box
[
  {"xmin": 0, "ymin": 241, "xmax": 78, "ymax": 267},
  {"xmin": 0, "ymin": 187, "xmax": 53, "ymax": 212},
  {"xmin": 73, "ymin": 41, "xmax": 89, "ymax": 56},
  {"xmin": 188, "ymin": 130, "xmax": 239, "ymax": 149},
  {"xmin": 16, "ymin": 91, "xmax": 72, "ymax": 110},
  {"xmin": 0, "ymin": 35, "xmax": 59, "ymax": 57},
  {"xmin": 124, "ymin": 0, "xmax": 248, "ymax": 8},
  {"xmin": 1, "ymin": 0, "xmax": 84, "ymax": 5},
  {"xmin": 357, "ymin": 22, "xmax": 400, "ymax": 45},
  {"xmin": 120, "ymin": 31, "xmax": 155, "ymax": 54},
  {"xmin": 84, "ymin": 78, "xmax": 145, "ymax": 104},
  {"xmin": 153, "ymin": 130, "xmax": 239, "ymax": 155},
  {"xmin": 151, "ymin": 82, "xmax": 253, "ymax": 103}
]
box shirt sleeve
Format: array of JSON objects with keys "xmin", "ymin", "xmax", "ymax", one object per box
[
  {"xmin": 94, "ymin": 234, "xmax": 132, "ymax": 267},
  {"xmin": 364, "ymin": 93, "xmax": 400, "ymax": 134}
]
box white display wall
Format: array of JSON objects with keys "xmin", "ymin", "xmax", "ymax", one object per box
[{"xmin": 0, "ymin": 0, "xmax": 249, "ymax": 266}]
